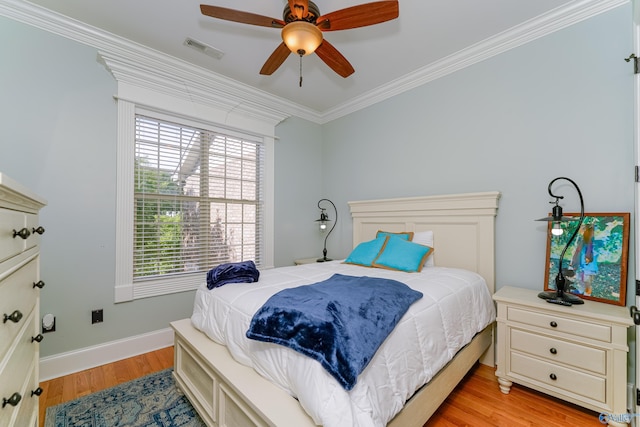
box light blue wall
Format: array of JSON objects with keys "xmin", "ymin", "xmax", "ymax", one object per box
[
  {"xmin": 0, "ymin": 17, "xmax": 200, "ymax": 357},
  {"xmin": 0, "ymin": 4, "xmax": 636, "ymax": 367},
  {"xmin": 273, "ymin": 117, "xmax": 324, "ymax": 266},
  {"xmin": 321, "ymin": 5, "xmax": 636, "ymax": 305},
  {"xmin": 0, "ymin": 16, "xmax": 322, "ymax": 358}
]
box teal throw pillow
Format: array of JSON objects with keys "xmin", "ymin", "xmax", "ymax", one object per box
[
  {"xmin": 344, "ymin": 236, "xmax": 388, "ymax": 267},
  {"xmin": 372, "ymin": 235, "xmax": 433, "ymax": 272},
  {"xmin": 376, "ymin": 230, "xmax": 414, "ymax": 241}
]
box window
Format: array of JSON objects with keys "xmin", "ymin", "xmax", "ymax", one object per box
[
  {"xmin": 104, "ymin": 52, "xmax": 281, "ymax": 303},
  {"xmin": 133, "ymin": 115, "xmax": 264, "ymax": 284}
]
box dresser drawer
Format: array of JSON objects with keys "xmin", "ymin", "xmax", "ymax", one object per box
[
  {"xmin": 12, "ymin": 362, "xmax": 38, "ymax": 427},
  {"xmin": 507, "ymin": 307, "xmax": 611, "ymax": 342},
  {"xmin": 510, "ymin": 328, "xmax": 606, "ymax": 375},
  {"xmin": 510, "ymin": 352, "xmax": 606, "ymax": 403},
  {"xmin": 23, "ymin": 213, "xmax": 41, "ymax": 253},
  {"xmin": 0, "ymin": 311, "xmax": 38, "ymax": 427},
  {"xmin": 0, "ymin": 209, "xmax": 41, "ymax": 264},
  {"xmin": 0, "ymin": 208, "xmax": 29, "ymax": 264},
  {"xmin": 0, "ymin": 259, "xmax": 38, "ymax": 361}
]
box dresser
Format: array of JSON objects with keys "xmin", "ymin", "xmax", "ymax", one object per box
[
  {"xmin": 0, "ymin": 173, "xmax": 47, "ymax": 427},
  {"xmin": 494, "ymin": 286, "xmax": 633, "ymax": 427}
]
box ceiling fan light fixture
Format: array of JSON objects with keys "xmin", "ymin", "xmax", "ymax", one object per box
[{"xmin": 281, "ymin": 21, "xmax": 322, "ymax": 56}]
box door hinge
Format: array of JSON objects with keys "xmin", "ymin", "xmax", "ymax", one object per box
[
  {"xmin": 625, "ymin": 54, "xmax": 639, "ymax": 74},
  {"xmin": 637, "ymin": 279, "xmax": 640, "ymax": 296},
  {"xmin": 637, "ymin": 388, "xmax": 640, "ymax": 406}
]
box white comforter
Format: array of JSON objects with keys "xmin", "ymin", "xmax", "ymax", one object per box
[{"xmin": 191, "ymin": 261, "xmax": 495, "ymax": 427}]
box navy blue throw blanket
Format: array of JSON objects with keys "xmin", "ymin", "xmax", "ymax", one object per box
[
  {"xmin": 246, "ymin": 274, "xmax": 423, "ymax": 390},
  {"xmin": 206, "ymin": 260, "xmax": 260, "ymax": 289}
]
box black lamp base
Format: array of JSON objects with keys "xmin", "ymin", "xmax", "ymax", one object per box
[
  {"xmin": 316, "ymin": 257, "xmax": 332, "ymax": 262},
  {"xmin": 538, "ymin": 290, "xmax": 584, "ymax": 305}
]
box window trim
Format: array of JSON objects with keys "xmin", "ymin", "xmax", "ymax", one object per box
[{"xmin": 115, "ymin": 100, "xmax": 275, "ymax": 302}]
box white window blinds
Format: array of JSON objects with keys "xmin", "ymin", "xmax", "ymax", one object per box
[{"xmin": 133, "ymin": 115, "xmax": 264, "ymax": 283}]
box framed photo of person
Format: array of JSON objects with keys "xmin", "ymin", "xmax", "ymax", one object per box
[{"xmin": 543, "ymin": 212, "xmax": 630, "ymax": 306}]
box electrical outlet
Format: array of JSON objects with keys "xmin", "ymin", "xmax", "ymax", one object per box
[
  {"xmin": 42, "ymin": 314, "xmax": 56, "ymax": 333},
  {"xmin": 91, "ymin": 309, "xmax": 103, "ymax": 324}
]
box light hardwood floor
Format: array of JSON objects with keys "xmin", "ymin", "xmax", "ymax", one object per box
[
  {"xmin": 38, "ymin": 346, "xmax": 174, "ymax": 427},
  {"xmin": 38, "ymin": 346, "xmax": 603, "ymax": 427}
]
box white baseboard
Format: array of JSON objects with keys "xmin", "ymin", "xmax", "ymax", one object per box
[{"xmin": 39, "ymin": 327, "xmax": 174, "ymax": 381}]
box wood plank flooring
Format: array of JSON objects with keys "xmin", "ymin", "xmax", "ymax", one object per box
[
  {"xmin": 425, "ymin": 362, "xmax": 603, "ymax": 427},
  {"xmin": 38, "ymin": 346, "xmax": 174, "ymax": 427},
  {"xmin": 38, "ymin": 346, "xmax": 603, "ymax": 427}
]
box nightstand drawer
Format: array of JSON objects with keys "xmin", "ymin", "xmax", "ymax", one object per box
[
  {"xmin": 507, "ymin": 307, "xmax": 611, "ymax": 342},
  {"xmin": 510, "ymin": 329, "xmax": 606, "ymax": 375},
  {"xmin": 510, "ymin": 352, "xmax": 606, "ymax": 403}
]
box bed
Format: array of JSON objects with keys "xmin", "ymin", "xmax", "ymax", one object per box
[{"xmin": 170, "ymin": 191, "xmax": 500, "ymax": 427}]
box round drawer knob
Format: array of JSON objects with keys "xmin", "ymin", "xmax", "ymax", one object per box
[
  {"xmin": 33, "ymin": 280, "xmax": 45, "ymax": 289},
  {"xmin": 12, "ymin": 228, "xmax": 30, "ymax": 240},
  {"xmin": 32, "ymin": 334, "xmax": 44, "ymax": 343},
  {"xmin": 32, "ymin": 226, "xmax": 45, "ymax": 235},
  {"xmin": 550, "ymin": 321, "xmax": 558, "ymax": 328},
  {"xmin": 2, "ymin": 392, "xmax": 21, "ymax": 408},
  {"xmin": 549, "ymin": 348, "xmax": 557, "ymax": 355},
  {"xmin": 3, "ymin": 310, "xmax": 23, "ymax": 324},
  {"xmin": 549, "ymin": 373, "xmax": 557, "ymax": 381},
  {"xmin": 31, "ymin": 387, "xmax": 43, "ymax": 397}
]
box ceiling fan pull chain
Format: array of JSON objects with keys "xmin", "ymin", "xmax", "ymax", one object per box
[{"xmin": 299, "ymin": 54, "xmax": 303, "ymax": 87}]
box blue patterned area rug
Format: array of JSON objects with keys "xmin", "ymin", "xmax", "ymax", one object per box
[{"xmin": 45, "ymin": 368, "xmax": 206, "ymax": 427}]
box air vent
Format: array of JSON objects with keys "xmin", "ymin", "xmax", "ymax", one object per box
[{"xmin": 184, "ymin": 37, "xmax": 224, "ymax": 60}]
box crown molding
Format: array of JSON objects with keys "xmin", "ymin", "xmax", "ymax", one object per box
[
  {"xmin": 0, "ymin": 0, "xmax": 323, "ymax": 124},
  {"xmin": 1, "ymin": 0, "xmax": 628, "ymax": 125},
  {"xmin": 319, "ymin": 0, "xmax": 629, "ymax": 123},
  {"xmin": 98, "ymin": 50, "xmax": 288, "ymax": 129}
]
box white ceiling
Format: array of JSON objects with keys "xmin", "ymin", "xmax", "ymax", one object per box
[{"xmin": 21, "ymin": 0, "xmax": 590, "ymax": 113}]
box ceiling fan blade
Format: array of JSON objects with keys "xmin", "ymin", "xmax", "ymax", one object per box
[
  {"xmin": 260, "ymin": 43, "xmax": 292, "ymax": 75},
  {"xmin": 316, "ymin": 1, "xmax": 399, "ymax": 31},
  {"xmin": 288, "ymin": 0, "xmax": 309, "ymax": 20},
  {"xmin": 200, "ymin": 5, "xmax": 285, "ymax": 28},
  {"xmin": 315, "ymin": 40, "xmax": 355, "ymax": 78}
]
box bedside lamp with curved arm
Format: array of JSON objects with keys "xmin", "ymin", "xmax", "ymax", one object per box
[
  {"xmin": 315, "ymin": 199, "xmax": 337, "ymax": 262},
  {"xmin": 536, "ymin": 176, "xmax": 585, "ymax": 305}
]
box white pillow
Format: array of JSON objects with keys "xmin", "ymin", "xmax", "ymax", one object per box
[{"xmin": 412, "ymin": 231, "xmax": 434, "ymax": 267}]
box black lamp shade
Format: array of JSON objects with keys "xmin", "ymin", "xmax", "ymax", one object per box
[{"xmin": 535, "ymin": 205, "xmax": 578, "ymax": 223}]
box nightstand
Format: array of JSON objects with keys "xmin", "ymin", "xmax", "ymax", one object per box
[
  {"xmin": 294, "ymin": 258, "xmax": 318, "ymax": 265},
  {"xmin": 493, "ymin": 286, "xmax": 633, "ymax": 427}
]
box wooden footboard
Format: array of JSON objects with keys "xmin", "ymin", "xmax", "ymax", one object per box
[
  {"xmin": 172, "ymin": 318, "xmax": 316, "ymax": 427},
  {"xmin": 171, "ymin": 318, "xmax": 493, "ymax": 427}
]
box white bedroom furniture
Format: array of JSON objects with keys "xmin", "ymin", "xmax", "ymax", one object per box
[
  {"xmin": 494, "ymin": 286, "xmax": 633, "ymax": 427},
  {"xmin": 0, "ymin": 173, "xmax": 47, "ymax": 427},
  {"xmin": 172, "ymin": 190, "xmax": 500, "ymax": 427},
  {"xmin": 293, "ymin": 257, "xmax": 317, "ymax": 265}
]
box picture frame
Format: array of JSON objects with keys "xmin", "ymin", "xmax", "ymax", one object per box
[{"xmin": 544, "ymin": 212, "xmax": 629, "ymax": 306}]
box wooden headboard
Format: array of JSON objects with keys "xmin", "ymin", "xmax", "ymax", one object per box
[{"xmin": 349, "ymin": 191, "xmax": 501, "ymax": 294}]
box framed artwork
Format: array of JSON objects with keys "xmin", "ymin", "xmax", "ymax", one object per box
[{"xmin": 544, "ymin": 212, "xmax": 630, "ymax": 306}]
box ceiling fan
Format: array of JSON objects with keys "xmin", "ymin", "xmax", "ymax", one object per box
[{"xmin": 200, "ymin": 0, "xmax": 399, "ymax": 79}]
